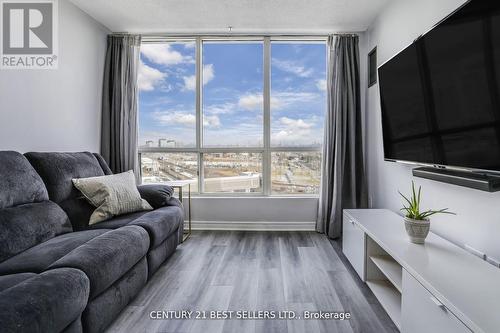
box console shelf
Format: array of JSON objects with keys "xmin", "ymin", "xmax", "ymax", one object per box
[
  {"xmin": 370, "ymin": 255, "xmax": 402, "ymax": 293},
  {"xmin": 343, "ymin": 209, "xmax": 500, "ymax": 333},
  {"xmin": 366, "ymin": 279, "xmax": 402, "ymax": 329}
]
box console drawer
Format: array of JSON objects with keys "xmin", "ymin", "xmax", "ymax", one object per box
[
  {"xmin": 342, "ymin": 213, "xmax": 365, "ymax": 280},
  {"xmin": 401, "ymin": 269, "xmax": 471, "ymax": 333}
]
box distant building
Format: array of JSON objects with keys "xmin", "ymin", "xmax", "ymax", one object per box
[
  {"xmin": 159, "ymin": 139, "xmax": 176, "ymax": 148},
  {"xmin": 145, "ymin": 140, "xmax": 154, "ymax": 147},
  {"xmin": 141, "ymin": 157, "xmax": 159, "ymax": 174},
  {"xmin": 204, "ymin": 174, "xmax": 261, "ymax": 193}
]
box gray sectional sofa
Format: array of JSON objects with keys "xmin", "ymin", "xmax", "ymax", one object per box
[{"xmin": 0, "ymin": 151, "xmax": 184, "ymax": 333}]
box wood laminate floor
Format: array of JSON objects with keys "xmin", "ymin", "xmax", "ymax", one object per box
[{"xmin": 106, "ymin": 231, "xmax": 399, "ymax": 333}]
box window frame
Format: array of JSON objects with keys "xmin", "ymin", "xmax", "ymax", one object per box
[{"xmin": 138, "ymin": 36, "xmax": 328, "ymax": 197}]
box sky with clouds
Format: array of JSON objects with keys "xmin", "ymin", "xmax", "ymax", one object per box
[{"xmin": 138, "ymin": 41, "xmax": 326, "ymax": 148}]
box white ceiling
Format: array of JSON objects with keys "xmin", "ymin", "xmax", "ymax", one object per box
[{"xmin": 69, "ymin": 0, "xmax": 390, "ymax": 34}]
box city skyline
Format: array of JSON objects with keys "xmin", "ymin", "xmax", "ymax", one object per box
[{"xmin": 141, "ymin": 151, "xmax": 321, "ymax": 194}]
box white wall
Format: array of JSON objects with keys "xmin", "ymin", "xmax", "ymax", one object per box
[
  {"xmin": 0, "ymin": 0, "xmax": 109, "ymax": 153},
  {"xmin": 0, "ymin": 0, "xmax": 371, "ymax": 229},
  {"xmin": 186, "ymin": 197, "xmax": 318, "ymax": 230},
  {"xmin": 365, "ymin": 0, "xmax": 500, "ymax": 260}
]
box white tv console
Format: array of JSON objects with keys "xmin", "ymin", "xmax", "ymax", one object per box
[{"xmin": 342, "ymin": 209, "xmax": 500, "ymax": 333}]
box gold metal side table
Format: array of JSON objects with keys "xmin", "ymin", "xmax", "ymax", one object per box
[{"xmin": 165, "ymin": 180, "xmax": 192, "ymax": 242}]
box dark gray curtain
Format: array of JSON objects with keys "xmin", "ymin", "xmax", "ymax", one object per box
[
  {"xmin": 317, "ymin": 35, "xmax": 368, "ymax": 239},
  {"xmin": 101, "ymin": 35, "xmax": 142, "ymax": 178}
]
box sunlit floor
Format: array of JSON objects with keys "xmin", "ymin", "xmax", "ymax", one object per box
[{"xmin": 106, "ymin": 231, "xmax": 398, "ymax": 333}]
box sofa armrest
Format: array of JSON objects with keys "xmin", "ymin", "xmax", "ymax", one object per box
[
  {"xmin": 137, "ymin": 184, "xmax": 174, "ymax": 209},
  {"xmin": 166, "ymin": 197, "xmax": 185, "ymax": 243},
  {"xmin": 165, "ymin": 197, "xmax": 183, "ymax": 209},
  {"xmin": 0, "ymin": 268, "xmax": 89, "ymax": 333}
]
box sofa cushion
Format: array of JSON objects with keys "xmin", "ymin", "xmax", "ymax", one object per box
[
  {"xmin": 58, "ymin": 197, "xmax": 96, "ymax": 231},
  {"xmin": 49, "ymin": 226, "xmax": 150, "ymax": 299},
  {"xmin": 62, "ymin": 318, "xmax": 82, "ymax": 333},
  {"xmin": 72, "ymin": 171, "xmax": 152, "ymax": 225},
  {"xmin": 0, "ymin": 201, "xmax": 73, "ymax": 263},
  {"xmin": 131, "ymin": 205, "xmax": 183, "ymax": 248},
  {"xmin": 0, "ymin": 229, "xmax": 109, "ymax": 275},
  {"xmin": 87, "ymin": 210, "xmax": 149, "ymax": 229},
  {"xmin": 93, "ymin": 153, "xmax": 113, "ymax": 175},
  {"xmin": 25, "ymin": 152, "xmax": 108, "ymax": 231},
  {"xmin": 0, "ymin": 273, "xmax": 36, "ymax": 292},
  {"xmin": 90, "ymin": 204, "xmax": 183, "ymax": 248},
  {"xmin": 83, "ymin": 258, "xmax": 147, "ymax": 333},
  {"xmin": 146, "ymin": 231, "xmax": 179, "ymax": 278},
  {"xmin": 0, "ymin": 268, "xmax": 89, "ymax": 333},
  {"xmin": 25, "ymin": 152, "xmax": 105, "ymax": 203},
  {"xmin": 0, "ymin": 151, "xmax": 49, "ymax": 209}
]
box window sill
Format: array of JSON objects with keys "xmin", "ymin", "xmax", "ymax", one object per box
[{"xmin": 189, "ymin": 195, "xmax": 319, "ymax": 199}]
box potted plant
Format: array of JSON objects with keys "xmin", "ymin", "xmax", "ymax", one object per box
[{"xmin": 399, "ymin": 181, "xmax": 455, "ymax": 244}]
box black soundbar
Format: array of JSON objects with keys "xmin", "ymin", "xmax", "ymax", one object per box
[{"xmin": 412, "ymin": 167, "xmax": 500, "ymax": 192}]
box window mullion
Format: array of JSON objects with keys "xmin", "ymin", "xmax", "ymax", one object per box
[
  {"xmin": 263, "ymin": 37, "xmax": 271, "ymax": 196},
  {"xmin": 199, "ymin": 152, "xmax": 204, "ymax": 193},
  {"xmin": 196, "ymin": 37, "xmax": 202, "ymax": 150},
  {"xmin": 196, "ymin": 37, "xmax": 205, "ymax": 193}
]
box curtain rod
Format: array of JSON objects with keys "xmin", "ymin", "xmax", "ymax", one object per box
[{"xmin": 110, "ymin": 32, "xmax": 359, "ymax": 38}]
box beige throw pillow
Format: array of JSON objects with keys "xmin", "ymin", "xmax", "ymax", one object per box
[{"xmin": 72, "ymin": 170, "xmax": 153, "ymax": 225}]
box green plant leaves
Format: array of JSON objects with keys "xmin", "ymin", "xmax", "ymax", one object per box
[{"xmin": 398, "ymin": 181, "xmax": 455, "ymax": 220}]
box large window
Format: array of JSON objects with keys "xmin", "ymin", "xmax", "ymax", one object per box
[
  {"xmin": 271, "ymin": 42, "xmax": 326, "ymax": 147},
  {"xmin": 270, "ymin": 41, "xmax": 326, "ymax": 194},
  {"xmin": 141, "ymin": 152, "xmax": 199, "ymax": 192},
  {"xmin": 204, "ymin": 153, "xmax": 262, "ymax": 193},
  {"xmin": 138, "ymin": 41, "xmax": 196, "ymax": 148},
  {"xmin": 139, "ymin": 37, "xmax": 327, "ymax": 195},
  {"xmin": 202, "ymin": 42, "xmax": 264, "ymax": 147},
  {"xmin": 271, "ymin": 151, "xmax": 321, "ymax": 194}
]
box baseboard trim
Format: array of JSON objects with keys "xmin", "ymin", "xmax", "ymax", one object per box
[{"xmin": 185, "ymin": 220, "xmax": 316, "ymax": 231}]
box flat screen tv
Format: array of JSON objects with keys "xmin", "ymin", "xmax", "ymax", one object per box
[{"xmin": 378, "ymin": 0, "xmax": 500, "ymax": 173}]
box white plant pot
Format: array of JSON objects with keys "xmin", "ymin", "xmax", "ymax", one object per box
[{"xmin": 404, "ymin": 217, "xmax": 430, "ymax": 244}]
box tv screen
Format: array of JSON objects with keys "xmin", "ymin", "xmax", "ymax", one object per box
[{"xmin": 379, "ymin": 0, "xmax": 500, "ymax": 172}]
